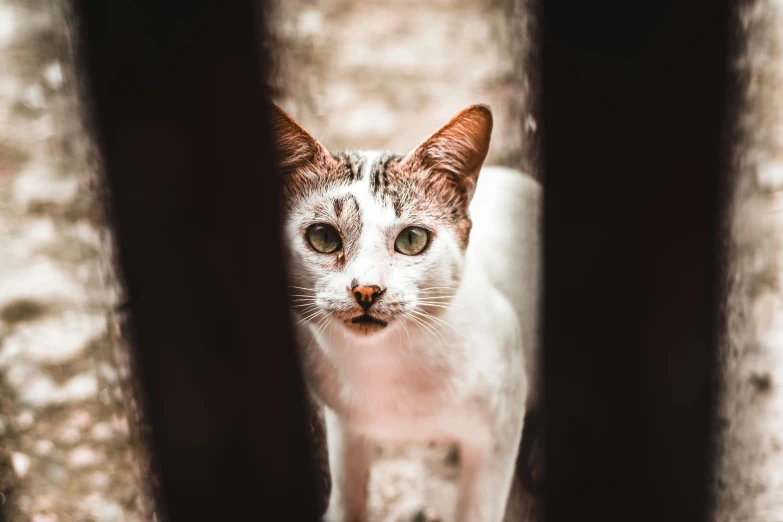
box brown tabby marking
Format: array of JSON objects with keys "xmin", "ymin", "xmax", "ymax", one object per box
[{"xmin": 272, "ymin": 104, "xmax": 492, "ymax": 250}]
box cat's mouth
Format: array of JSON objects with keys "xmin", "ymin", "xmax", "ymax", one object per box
[
  {"xmin": 343, "ymin": 313, "xmax": 389, "ymax": 335},
  {"xmin": 350, "ymin": 314, "xmax": 388, "ymax": 327}
]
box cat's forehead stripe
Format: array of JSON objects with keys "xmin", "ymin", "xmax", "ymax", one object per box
[
  {"xmin": 332, "ymin": 194, "xmax": 360, "ymax": 219},
  {"xmin": 330, "ymin": 151, "xmax": 398, "ymax": 232},
  {"xmin": 332, "ymin": 151, "xmax": 367, "ymax": 183},
  {"xmin": 332, "ymin": 150, "xmax": 402, "ymax": 190},
  {"xmin": 369, "ymin": 152, "xmax": 403, "ymax": 197},
  {"xmin": 326, "ymin": 150, "xmax": 468, "ymax": 228}
]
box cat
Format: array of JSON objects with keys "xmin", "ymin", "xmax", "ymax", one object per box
[{"xmin": 273, "ymin": 103, "xmax": 541, "ymax": 522}]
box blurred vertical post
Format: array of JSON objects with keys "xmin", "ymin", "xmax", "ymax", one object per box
[
  {"xmin": 70, "ymin": 1, "xmax": 320, "ymax": 521},
  {"xmin": 712, "ymin": 0, "xmax": 783, "ymax": 520},
  {"xmin": 541, "ymin": 1, "xmax": 731, "ymax": 521}
]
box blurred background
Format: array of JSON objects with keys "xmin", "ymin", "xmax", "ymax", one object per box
[
  {"xmin": 0, "ymin": 0, "xmax": 782, "ymax": 521},
  {"xmin": 267, "ymin": 0, "xmax": 539, "ymax": 179},
  {"xmin": 0, "ymin": 1, "xmax": 153, "ymax": 521}
]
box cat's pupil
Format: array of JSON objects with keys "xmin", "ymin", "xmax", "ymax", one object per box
[
  {"xmin": 408, "ymin": 231, "xmax": 413, "ymax": 244},
  {"xmin": 306, "ymin": 224, "xmax": 341, "ymax": 253}
]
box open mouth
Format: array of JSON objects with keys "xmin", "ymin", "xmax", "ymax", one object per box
[{"xmin": 350, "ymin": 314, "xmax": 388, "ymax": 327}]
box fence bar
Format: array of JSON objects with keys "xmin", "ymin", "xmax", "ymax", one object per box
[
  {"xmin": 71, "ymin": 1, "xmax": 320, "ymax": 520},
  {"xmin": 541, "ymin": 1, "xmax": 732, "ymax": 521}
]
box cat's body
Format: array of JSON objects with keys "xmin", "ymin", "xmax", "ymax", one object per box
[{"xmin": 275, "ymin": 105, "xmax": 540, "ymax": 522}]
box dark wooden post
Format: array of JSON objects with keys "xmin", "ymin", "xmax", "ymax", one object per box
[
  {"xmin": 70, "ymin": 1, "xmax": 320, "ymax": 520},
  {"xmin": 541, "ymin": 1, "xmax": 732, "ymax": 521}
]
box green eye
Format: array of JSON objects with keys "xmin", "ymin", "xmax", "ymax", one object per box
[
  {"xmin": 307, "ymin": 224, "xmax": 342, "ymax": 254},
  {"xmin": 395, "ymin": 226, "xmax": 429, "ymax": 256}
]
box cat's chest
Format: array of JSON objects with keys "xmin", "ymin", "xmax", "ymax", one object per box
[{"xmin": 320, "ymin": 334, "xmax": 465, "ymax": 426}]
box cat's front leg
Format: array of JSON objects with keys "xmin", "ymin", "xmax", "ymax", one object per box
[
  {"xmin": 456, "ymin": 413, "xmax": 525, "ymax": 522},
  {"xmin": 324, "ymin": 408, "xmax": 373, "ymax": 522}
]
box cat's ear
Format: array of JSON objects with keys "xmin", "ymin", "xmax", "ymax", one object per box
[
  {"xmin": 401, "ymin": 104, "xmax": 493, "ymax": 201},
  {"xmin": 270, "ymin": 104, "xmax": 331, "ymax": 175}
]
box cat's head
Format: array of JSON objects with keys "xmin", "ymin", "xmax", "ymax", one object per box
[{"xmin": 274, "ymin": 104, "xmax": 492, "ymax": 338}]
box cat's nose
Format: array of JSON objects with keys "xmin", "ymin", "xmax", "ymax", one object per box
[{"xmin": 351, "ymin": 283, "xmax": 385, "ymax": 311}]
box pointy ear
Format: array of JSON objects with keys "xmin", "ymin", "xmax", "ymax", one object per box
[
  {"xmin": 400, "ymin": 104, "xmax": 493, "ymax": 202},
  {"xmin": 269, "ymin": 104, "xmax": 331, "ymax": 176}
]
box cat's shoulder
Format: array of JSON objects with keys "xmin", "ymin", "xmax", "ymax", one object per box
[
  {"xmin": 469, "ymin": 166, "xmax": 541, "ymax": 234},
  {"xmin": 474, "ymin": 166, "xmax": 541, "ymax": 203},
  {"xmin": 466, "ymin": 166, "xmax": 541, "ymax": 345}
]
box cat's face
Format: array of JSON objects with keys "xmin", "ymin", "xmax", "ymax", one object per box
[{"xmin": 274, "ymin": 105, "xmax": 492, "ymax": 338}]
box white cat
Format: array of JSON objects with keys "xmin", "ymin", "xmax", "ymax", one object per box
[{"xmin": 274, "ymin": 103, "xmax": 541, "ymax": 522}]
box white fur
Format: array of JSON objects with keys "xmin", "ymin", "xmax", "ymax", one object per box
[{"xmin": 284, "ymin": 155, "xmax": 542, "ymax": 522}]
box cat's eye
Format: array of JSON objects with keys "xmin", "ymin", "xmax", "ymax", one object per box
[
  {"xmin": 307, "ymin": 224, "xmax": 342, "ymax": 254},
  {"xmin": 395, "ymin": 226, "xmax": 429, "ymax": 256}
]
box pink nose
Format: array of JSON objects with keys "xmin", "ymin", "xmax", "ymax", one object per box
[{"xmin": 351, "ymin": 284, "xmax": 384, "ymax": 311}]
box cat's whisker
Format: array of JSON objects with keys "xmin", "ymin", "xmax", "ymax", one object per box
[
  {"xmin": 406, "ymin": 312, "xmax": 444, "ymax": 344},
  {"xmin": 402, "ymin": 311, "xmax": 425, "ymax": 333},
  {"xmin": 292, "ymin": 302, "xmax": 319, "ymax": 309},
  {"xmin": 315, "ymin": 314, "xmax": 331, "ymax": 335},
  {"xmin": 288, "ymin": 285, "xmax": 316, "ymax": 292},
  {"xmin": 412, "ymin": 307, "xmax": 455, "ymax": 335},
  {"xmin": 288, "ymin": 288, "xmax": 318, "ymax": 297},
  {"xmin": 291, "ymin": 302, "xmax": 319, "ymax": 308},
  {"xmin": 319, "ymin": 316, "xmax": 332, "ymax": 335},
  {"xmin": 405, "ymin": 313, "xmax": 431, "ymax": 341},
  {"xmin": 419, "ymin": 319, "xmax": 446, "ymax": 344},
  {"xmin": 298, "ymin": 312, "xmax": 323, "ymax": 326},
  {"xmin": 412, "ymin": 308, "xmax": 462, "ymax": 336},
  {"xmin": 419, "ymin": 303, "xmax": 452, "ymax": 312},
  {"xmin": 410, "ymin": 310, "xmax": 450, "ymax": 342},
  {"xmin": 294, "ymin": 306, "xmax": 320, "ymax": 317},
  {"xmin": 289, "ymin": 294, "xmax": 320, "ymax": 299},
  {"xmin": 296, "ymin": 309, "xmax": 323, "ymax": 325},
  {"xmin": 425, "ymin": 323, "xmax": 449, "ymax": 345},
  {"xmin": 415, "ymin": 297, "xmax": 455, "ymax": 305},
  {"xmin": 399, "ymin": 314, "xmax": 413, "ymax": 347},
  {"xmin": 296, "ymin": 307, "xmax": 318, "ymax": 318}
]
